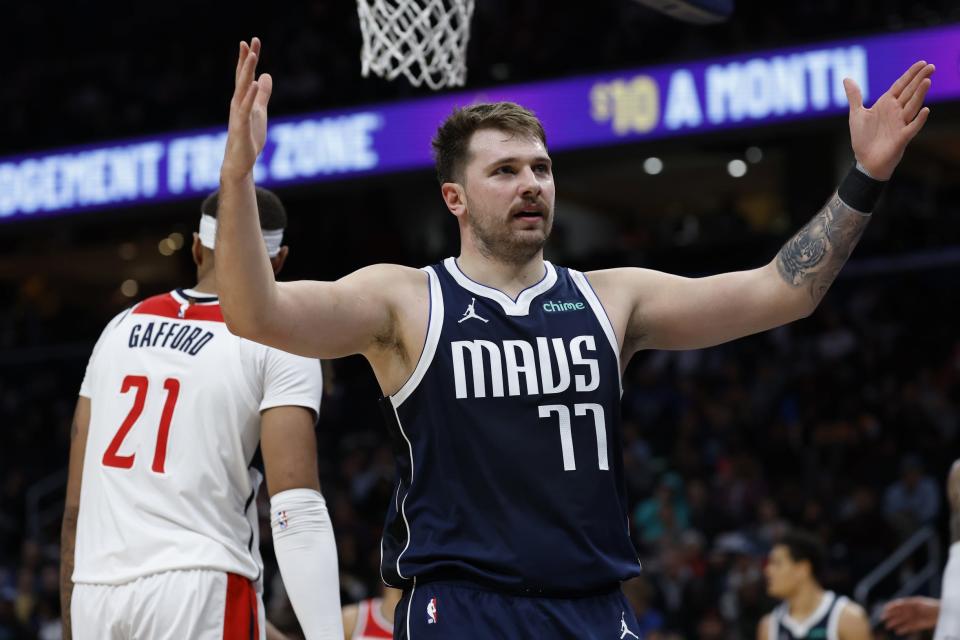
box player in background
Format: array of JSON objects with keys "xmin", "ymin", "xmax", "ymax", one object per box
[
  {"xmin": 60, "ymin": 188, "xmax": 342, "ymax": 640},
  {"xmin": 882, "ymin": 459, "xmax": 960, "ymax": 640},
  {"xmin": 758, "ymin": 530, "xmax": 872, "ymax": 640},
  {"xmin": 342, "ymin": 587, "xmax": 403, "ymax": 639},
  {"xmin": 217, "ymin": 37, "xmax": 933, "ymax": 638}
]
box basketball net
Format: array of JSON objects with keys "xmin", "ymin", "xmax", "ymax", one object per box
[{"xmin": 357, "ymin": 0, "xmax": 475, "ymax": 90}]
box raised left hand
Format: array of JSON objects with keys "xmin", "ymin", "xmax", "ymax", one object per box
[
  {"xmin": 222, "ymin": 37, "xmax": 274, "ymax": 181},
  {"xmin": 844, "ymin": 60, "xmax": 934, "ymax": 180}
]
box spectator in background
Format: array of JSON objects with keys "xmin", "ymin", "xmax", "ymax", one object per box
[
  {"xmin": 0, "ymin": 583, "xmax": 31, "ymax": 640},
  {"xmin": 653, "ymin": 544, "xmax": 698, "ymax": 637},
  {"xmin": 634, "ymin": 473, "xmax": 690, "ymax": 548},
  {"xmin": 754, "ymin": 498, "xmax": 790, "ymax": 550},
  {"xmin": 883, "ymin": 454, "xmax": 941, "ymax": 538},
  {"xmin": 836, "ymin": 485, "xmax": 894, "ymax": 578}
]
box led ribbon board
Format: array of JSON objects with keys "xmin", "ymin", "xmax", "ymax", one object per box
[{"xmin": 1, "ymin": 24, "xmax": 957, "ymax": 222}]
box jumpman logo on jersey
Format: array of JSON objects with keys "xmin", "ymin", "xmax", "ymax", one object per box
[
  {"xmin": 620, "ymin": 612, "xmax": 639, "ymax": 639},
  {"xmin": 458, "ymin": 298, "xmax": 489, "ymax": 323}
]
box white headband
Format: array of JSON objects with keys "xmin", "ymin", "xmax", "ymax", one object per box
[{"xmin": 198, "ymin": 214, "xmax": 284, "ymax": 258}]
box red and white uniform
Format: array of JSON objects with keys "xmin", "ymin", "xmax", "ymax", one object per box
[
  {"xmin": 352, "ymin": 598, "xmax": 394, "ymax": 639},
  {"xmin": 72, "ymin": 289, "xmax": 322, "ymax": 639}
]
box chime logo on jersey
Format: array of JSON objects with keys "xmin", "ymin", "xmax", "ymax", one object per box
[
  {"xmin": 542, "ymin": 300, "xmax": 585, "ymax": 312},
  {"xmin": 451, "ymin": 335, "xmax": 600, "ymax": 399},
  {"xmin": 426, "ymin": 598, "xmax": 438, "ymax": 624}
]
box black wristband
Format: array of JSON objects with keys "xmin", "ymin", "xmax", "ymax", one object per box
[{"xmin": 837, "ymin": 164, "xmax": 886, "ymax": 213}]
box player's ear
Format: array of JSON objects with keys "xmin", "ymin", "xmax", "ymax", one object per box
[
  {"xmin": 441, "ymin": 181, "xmax": 467, "ymax": 219},
  {"xmin": 191, "ymin": 232, "xmax": 204, "ymax": 267},
  {"xmin": 270, "ymin": 246, "xmax": 289, "ymax": 276}
]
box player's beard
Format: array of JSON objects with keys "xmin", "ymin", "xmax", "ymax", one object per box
[{"xmin": 467, "ymin": 207, "xmax": 553, "ymax": 265}]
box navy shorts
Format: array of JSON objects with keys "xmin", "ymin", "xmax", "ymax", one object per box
[{"xmin": 393, "ymin": 581, "xmax": 643, "ymax": 639}]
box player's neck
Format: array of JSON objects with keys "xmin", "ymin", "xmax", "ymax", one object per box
[
  {"xmin": 787, "ymin": 583, "xmax": 825, "ymax": 621},
  {"xmin": 191, "ymin": 273, "xmax": 218, "ymax": 296},
  {"xmin": 455, "ymin": 249, "xmax": 546, "ymax": 299}
]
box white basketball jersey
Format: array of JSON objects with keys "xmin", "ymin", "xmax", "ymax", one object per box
[
  {"xmin": 74, "ymin": 289, "xmax": 322, "ymax": 585},
  {"xmin": 935, "ymin": 542, "xmax": 960, "ymax": 640}
]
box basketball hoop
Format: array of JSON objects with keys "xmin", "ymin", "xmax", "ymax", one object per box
[{"xmin": 357, "ymin": 0, "xmax": 475, "ymax": 90}]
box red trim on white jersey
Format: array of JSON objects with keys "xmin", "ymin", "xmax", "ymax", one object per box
[
  {"xmin": 223, "ymin": 572, "xmax": 259, "ymax": 639},
  {"xmin": 133, "ymin": 292, "xmax": 225, "ymax": 323},
  {"xmin": 353, "ymin": 598, "xmax": 393, "ymax": 639}
]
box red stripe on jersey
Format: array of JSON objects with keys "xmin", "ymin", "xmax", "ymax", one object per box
[
  {"xmin": 357, "ymin": 598, "xmax": 393, "ymax": 639},
  {"xmin": 223, "ymin": 573, "xmax": 259, "ymax": 640},
  {"xmin": 133, "ymin": 293, "xmax": 224, "ymax": 322}
]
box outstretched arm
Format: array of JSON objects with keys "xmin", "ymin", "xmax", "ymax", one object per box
[
  {"xmin": 593, "ymin": 61, "xmax": 934, "ymax": 355},
  {"xmin": 216, "ymin": 39, "xmax": 419, "ymax": 362}
]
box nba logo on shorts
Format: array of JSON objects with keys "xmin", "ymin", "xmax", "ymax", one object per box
[
  {"xmin": 426, "ymin": 597, "xmax": 438, "ymax": 624},
  {"xmin": 277, "ymin": 511, "xmax": 289, "ymax": 530}
]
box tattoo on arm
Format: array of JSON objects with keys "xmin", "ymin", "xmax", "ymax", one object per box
[{"xmin": 776, "ymin": 193, "xmax": 872, "ymax": 305}]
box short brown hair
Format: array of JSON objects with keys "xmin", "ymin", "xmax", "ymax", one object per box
[{"xmin": 432, "ymin": 102, "xmax": 547, "ymax": 185}]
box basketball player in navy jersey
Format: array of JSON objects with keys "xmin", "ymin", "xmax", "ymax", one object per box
[
  {"xmin": 215, "ymin": 38, "xmax": 933, "ymax": 638},
  {"xmin": 758, "ymin": 531, "xmax": 871, "ymax": 640}
]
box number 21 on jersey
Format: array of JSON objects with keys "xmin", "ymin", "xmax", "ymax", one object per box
[{"xmin": 102, "ymin": 375, "xmax": 181, "ymax": 473}]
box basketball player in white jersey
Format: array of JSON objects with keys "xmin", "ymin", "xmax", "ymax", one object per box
[
  {"xmin": 758, "ymin": 530, "xmax": 872, "ymax": 640},
  {"xmin": 60, "ymin": 188, "xmax": 343, "ymax": 640},
  {"xmin": 215, "ymin": 38, "xmax": 932, "ymax": 637},
  {"xmin": 882, "ymin": 459, "xmax": 960, "ymax": 640},
  {"xmin": 342, "ymin": 587, "xmax": 402, "ymax": 639}
]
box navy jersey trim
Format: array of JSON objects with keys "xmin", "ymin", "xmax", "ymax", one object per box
[
  {"xmin": 774, "ymin": 592, "xmax": 845, "ymax": 640},
  {"xmin": 442, "ymin": 257, "xmax": 558, "ymax": 316},
  {"xmin": 569, "ymin": 269, "xmax": 623, "ymax": 395},
  {"xmin": 392, "ymin": 267, "xmax": 444, "ymax": 407},
  {"xmin": 379, "ymin": 398, "xmax": 415, "ymax": 582}
]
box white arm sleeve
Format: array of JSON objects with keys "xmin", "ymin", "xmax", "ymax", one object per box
[{"xmin": 270, "ymin": 488, "xmax": 343, "ymax": 640}]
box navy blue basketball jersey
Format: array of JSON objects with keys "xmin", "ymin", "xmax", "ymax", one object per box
[
  {"xmin": 379, "ymin": 257, "xmax": 641, "ymax": 594},
  {"xmin": 768, "ymin": 592, "xmax": 849, "ymax": 640}
]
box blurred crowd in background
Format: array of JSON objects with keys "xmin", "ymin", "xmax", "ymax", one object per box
[
  {"xmin": 3, "ymin": 0, "xmax": 960, "ymax": 638},
  {"xmin": 3, "ymin": 172, "xmax": 959, "ymax": 638}
]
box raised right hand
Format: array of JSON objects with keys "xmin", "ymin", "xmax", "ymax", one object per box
[
  {"xmin": 881, "ymin": 596, "xmax": 940, "ymax": 635},
  {"xmin": 222, "ymin": 37, "xmax": 273, "ymax": 180}
]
